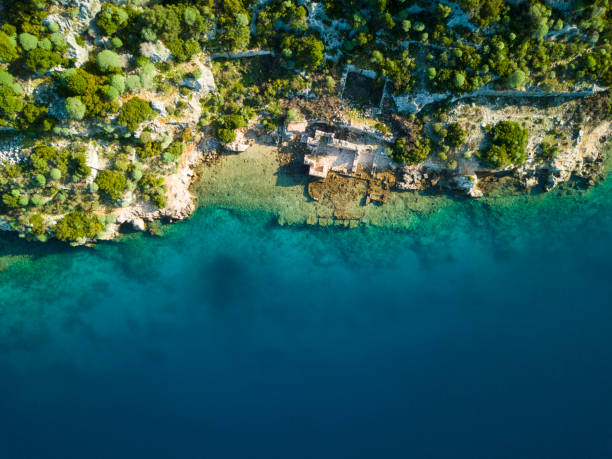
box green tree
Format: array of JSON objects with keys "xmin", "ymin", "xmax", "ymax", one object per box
[
  {"xmin": 281, "ymin": 34, "xmax": 324, "ymax": 70},
  {"xmin": 96, "ymin": 3, "xmax": 129, "ymax": 36},
  {"xmin": 141, "ymin": 4, "xmax": 181, "ymax": 42},
  {"xmin": 506, "ymin": 69, "xmax": 526, "ymax": 88},
  {"xmin": 96, "ymin": 169, "xmax": 127, "ymax": 201},
  {"xmin": 223, "ymin": 13, "xmax": 251, "ymax": 51},
  {"xmin": 435, "ymin": 4, "xmax": 452, "ymax": 20},
  {"xmin": 453, "ymin": 72, "xmax": 466, "ymax": 89}
]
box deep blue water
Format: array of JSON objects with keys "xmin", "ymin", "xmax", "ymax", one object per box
[{"xmin": 0, "ymin": 180, "xmax": 611, "ymax": 458}]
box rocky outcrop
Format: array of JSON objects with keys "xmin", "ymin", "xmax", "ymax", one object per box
[
  {"xmin": 452, "ymin": 174, "xmax": 483, "ymax": 197},
  {"xmin": 397, "ymin": 165, "xmax": 443, "ymax": 191},
  {"xmin": 397, "ymin": 165, "xmax": 483, "ymax": 197},
  {"xmin": 515, "ymin": 120, "xmax": 611, "ymax": 191},
  {"xmin": 45, "ymin": 0, "xmax": 101, "ymax": 67}
]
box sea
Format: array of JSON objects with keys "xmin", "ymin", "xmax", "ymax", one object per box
[{"xmin": 0, "ymin": 171, "xmax": 611, "ymax": 458}]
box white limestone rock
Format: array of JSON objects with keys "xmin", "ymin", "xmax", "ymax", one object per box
[
  {"xmin": 224, "ymin": 130, "xmax": 252, "ymax": 152},
  {"xmin": 131, "ymin": 218, "xmax": 146, "ymax": 231},
  {"xmin": 140, "ymin": 41, "xmax": 172, "ymax": 64},
  {"xmin": 0, "ymin": 136, "xmax": 24, "ymax": 164}
]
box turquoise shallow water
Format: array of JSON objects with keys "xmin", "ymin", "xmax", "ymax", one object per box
[{"xmin": 0, "ymin": 176, "xmax": 611, "ymax": 458}]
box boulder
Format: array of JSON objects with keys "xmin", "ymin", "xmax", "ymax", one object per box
[
  {"xmin": 452, "ymin": 174, "xmax": 483, "ymax": 198},
  {"xmin": 150, "ymin": 100, "xmax": 167, "ymax": 117},
  {"xmin": 224, "ymin": 129, "xmax": 252, "ymax": 152}
]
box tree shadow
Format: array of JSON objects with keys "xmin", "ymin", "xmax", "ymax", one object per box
[{"xmin": 274, "ymin": 141, "xmax": 309, "ymax": 188}]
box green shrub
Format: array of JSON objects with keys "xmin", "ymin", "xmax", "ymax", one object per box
[
  {"xmin": 217, "ymin": 128, "xmax": 236, "ymax": 144},
  {"xmin": 31, "ymin": 195, "xmax": 45, "ymax": 206},
  {"xmin": 54, "ymin": 211, "xmax": 104, "ymax": 242},
  {"xmin": 220, "ymin": 13, "xmax": 251, "ymax": 51},
  {"xmin": 126, "ymin": 74, "xmax": 142, "ymax": 92},
  {"xmin": 0, "ymin": 71, "xmax": 13, "ymax": 86},
  {"xmin": 70, "ymin": 153, "xmax": 91, "ymax": 179},
  {"xmin": 25, "ymin": 48, "xmax": 63, "ymax": 73},
  {"xmin": 453, "ymin": 72, "xmax": 466, "ymax": 89},
  {"xmin": 165, "ymin": 140, "xmax": 185, "ymax": 158},
  {"xmin": 112, "ymin": 153, "xmax": 130, "ymax": 171},
  {"xmin": 217, "ymin": 114, "xmax": 247, "ymax": 130},
  {"xmin": 38, "ymin": 37, "xmax": 52, "ymax": 51},
  {"xmin": 96, "ymin": 169, "xmax": 127, "ymax": 201},
  {"xmin": 59, "ymin": 68, "xmax": 116, "ymax": 119},
  {"xmin": 50, "ymin": 168, "xmax": 62, "ymax": 181},
  {"xmin": 166, "ymin": 38, "xmax": 201, "ymax": 62},
  {"xmin": 0, "ymin": 84, "xmax": 23, "ymax": 117},
  {"xmin": 445, "ymin": 122, "xmax": 466, "ymax": 148},
  {"xmin": 110, "ymin": 74, "xmax": 126, "ymax": 94},
  {"xmin": 62, "ymin": 70, "xmax": 88, "ymax": 95},
  {"xmin": 19, "ymin": 103, "xmax": 53, "ymax": 131},
  {"xmin": 0, "ymin": 31, "xmax": 19, "ymax": 63},
  {"xmin": 117, "ymin": 97, "xmax": 156, "ymax": 130},
  {"xmin": 18, "ymin": 33, "xmax": 38, "ymax": 51},
  {"xmin": 96, "ymin": 49, "xmax": 121, "ymax": 72},
  {"xmin": 1, "ymin": 192, "xmax": 20, "ymax": 210},
  {"xmin": 286, "ymin": 108, "xmax": 298, "ymax": 122},
  {"xmin": 136, "ymin": 139, "xmax": 163, "ymax": 158},
  {"xmin": 35, "ymin": 174, "xmax": 46, "ymax": 186},
  {"xmin": 141, "ymin": 27, "xmax": 157, "ymax": 42},
  {"xmin": 131, "ymin": 168, "xmax": 143, "ymax": 181},
  {"xmin": 65, "ymin": 97, "xmax": 86, "ymax": 120},
  {"xmin": 162, "ymin": 151, "xmax": 177, "ymax": 163},
  {"xmin": 104, "ymin": 85, "xmax": 120, "ymax": 100},
  {"xmin": 111, "ymin": 37, "xmax": 123, "ymax": 48},
  {"xmin": 29, "ymin": 144, "xmax": 71, "ymax": 175},
  {"xmin": 48, "ymin": 22, "xmax": 60, "ymax": 33},
  {"xmin": 49, "ymin": 32, "xmax": 68, "ymax": 50},
  {"xmin": 538, "ymin": 141, "xmax": 559, "ymax": 161}
]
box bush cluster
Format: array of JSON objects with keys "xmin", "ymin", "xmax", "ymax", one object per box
[
  {"xmin": 391, "ymin": 137, "xmax": 431, "ymax": 165},
  {"xmin": 481, "ymin": 121, "xmax": 529, "ymax": 168}
]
